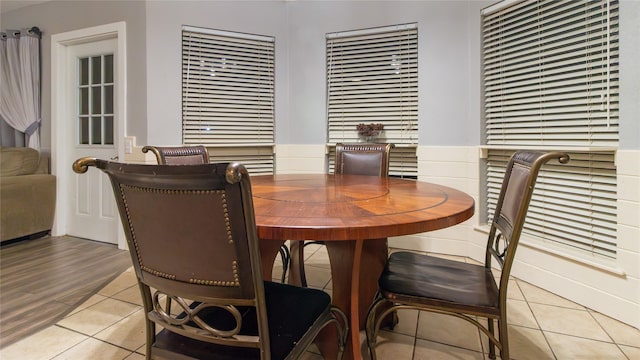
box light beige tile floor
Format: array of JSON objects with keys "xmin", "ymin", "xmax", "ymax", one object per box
[{"xmin": 2, "ymin": 245, "xmax": 639, "ymax": 360}]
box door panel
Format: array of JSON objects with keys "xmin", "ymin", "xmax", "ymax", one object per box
[{"xmin": 67, "ymin": 39, "xmax": 118, "ymax": 244}]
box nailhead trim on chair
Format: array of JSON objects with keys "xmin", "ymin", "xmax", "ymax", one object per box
[{"xmin": 120, "ymin": 185, "xmax": 240, "ymax": 286}]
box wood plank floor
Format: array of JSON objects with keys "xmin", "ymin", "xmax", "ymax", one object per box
[{"xmin": 0, "ymin": 235, "xmax": 132, "ymax": 348}]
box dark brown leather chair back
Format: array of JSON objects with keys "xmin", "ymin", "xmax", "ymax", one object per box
[
  {"xmin": 334, "ymin": 143, "xmax": 393, "ymax": 176},
  {"xmin": 142, "ymin": 145, "xmax": 209, "ymax": 165},
  {"xmin": 488, "ymin": 151, "xmax": 570, "ymax": 290}
]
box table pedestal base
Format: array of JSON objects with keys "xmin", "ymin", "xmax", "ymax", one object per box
[{"xmin": 291, "ymin": 238, "xmax": 388, "ymax": 359}]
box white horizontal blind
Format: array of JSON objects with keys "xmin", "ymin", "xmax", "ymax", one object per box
[
  {"xmin": 326, "ymin": 24, "xmax": 418, "ymax": 178},
  {"xmin": 484, "ymin": 0, "xmax": 619, "ymax": 146},
  {"xmin": 182, "ymin": 26, "xmax": 274, "ymax": 174},
  {"xmin": 483, "ymin": 1, "xmax": 619, "ymax": 259},
  {"xmin": 205, "ymin": 145, "xmax": 274, "ymax": 175},
  {"xmin": 487, "ymin": 150, "xmax": 617, "ymax": 258}
]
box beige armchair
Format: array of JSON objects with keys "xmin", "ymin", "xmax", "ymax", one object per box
[{"xmin": 1, "ymin": 146, "xmax": 56, "ymax": 242}]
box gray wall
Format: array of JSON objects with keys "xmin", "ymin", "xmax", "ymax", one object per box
[
  {"xmin": 2, "ymin": 0, "xmax": 637, "ymax": 149},
  {"xmin": 286, "ymin": 1, "xmax": 488, "ymax": 146},
  {"xmin": 144, "ymin": 0, "xmax": 488, "ymax": 146},
  {"xmin": 619, "ymin": 0, "xmax": 640, "ymax": 150},
  {"xmin": 145, "ymin": 0, "xmax": 289, "ymax": 145},
  {"xmin": 1, "ymin": 0, "xmax": 147, "ymax": 149}
]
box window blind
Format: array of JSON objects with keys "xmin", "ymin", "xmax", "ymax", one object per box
[
  {"xmin": 487, "ymin": 150, "xmax": 617, "ymax": 258},
  {"xmin": 182, "ymin": 26, "xmax": 274, "ymax": 174},
  {"xmin": 482, "ymin": 0, "xmax": 619, "ymax": 259},
  {"xmin": 326, "ymin": 24, "xmax": 418, "ymax": 178}
]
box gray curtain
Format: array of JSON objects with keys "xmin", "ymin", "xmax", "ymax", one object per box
[
  {"xmin": 0, "ymin": 115, "xmax": 24, "ymax": 147},
  {"xmin": 0, "ymin": 27, "xmax": 41, "ymax": 149}
]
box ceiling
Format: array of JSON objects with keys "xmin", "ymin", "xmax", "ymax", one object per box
[{"xmin": 1, "ymin": 1, "xmax": 50, "ymax": 15}]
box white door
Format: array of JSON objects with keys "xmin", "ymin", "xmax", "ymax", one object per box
[{"xmin": 66, "ymin": 39, "xmax": 118, "ymax": 244}]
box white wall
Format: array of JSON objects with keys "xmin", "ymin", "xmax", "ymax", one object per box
[{"xmin": 4, "ymin": 0, "xmax": 638, "ymax": 329}]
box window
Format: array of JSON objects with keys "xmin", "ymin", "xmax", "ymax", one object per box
[
  {"xmin": 326, "ymin": 24, "xmax": 418, "ymax": 178},
  {"xmin": 182, "ymin": 26, "xmax": 275, "ymax": 174},
  {"xmin": 78, "ymin": 53, "xmax": 114, "ymax": 145},
  {"xmin": 482, "ymin": 0, "xmax": 619, "ymax": 260}
]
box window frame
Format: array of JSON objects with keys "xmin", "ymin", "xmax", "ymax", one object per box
[
  {"xmin": 326, "ymin": 23, "xmax": 419, "ymax": 178},
  {"xmin": 481, "ymin": 0, "xmax": 619, "ymax": 261},
  {"xmin": 181, "ymin": 25, "xmax": 275, "ymax": 174}
]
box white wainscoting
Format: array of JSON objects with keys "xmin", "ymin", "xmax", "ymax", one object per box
[{"xmin": 274, "ymin": 144, "xmax": 327, "ymax": 174}]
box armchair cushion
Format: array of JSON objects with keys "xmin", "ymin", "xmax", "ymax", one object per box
[
  {"xmin": 0, "ymin": 147, "xmax": 56, "ymax": 242},
  {"xmin": 0, "ymin": 146, "xmax": 41, "ymax": 176}
]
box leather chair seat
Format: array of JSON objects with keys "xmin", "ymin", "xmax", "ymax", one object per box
[{"xmin": 379, "ymin": 252, "xmax": 499, "ymax": 315}]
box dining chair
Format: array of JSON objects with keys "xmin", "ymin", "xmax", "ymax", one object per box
[
  {"xmin": 364, "ymin": 150, "xmax": 570, "ymax": 360},
  {"xmin": 290, "ymin": 143, "xmax": 394, "ymax": 287},
  {"xmin": 72, "ymin": 158, "xmax": 348, "ymax": 360},
  {"xmin": 142, "ymin": 144, "xmax": 210, "ymax": 165},
  {"xmin": 142, "ymin": 144, "xmax": 291, "ymax": 283}
]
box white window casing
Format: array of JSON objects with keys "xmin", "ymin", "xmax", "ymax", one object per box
[
  {"xmin": 182, "ymin": 26, "xmax": 275, "ymax": 174},
  {"xmin": 482, "ymin": 0, "xmax": 619, "ymax": 260},
  {"xmin": 326, "ymin": 23, "xmax": 418, "ymax": 178}
]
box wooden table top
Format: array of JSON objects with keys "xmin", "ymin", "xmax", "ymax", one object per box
[{"xmin": 251, "ymin": 174, "xmax": 475, "ymax": 241}]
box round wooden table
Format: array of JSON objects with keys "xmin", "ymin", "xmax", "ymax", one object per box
[{"xmin": 251, "ymin": 174, "xmax": 475, "ymax": 360}]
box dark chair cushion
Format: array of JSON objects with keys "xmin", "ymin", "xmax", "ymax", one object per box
[
  {"xmin": 379, "ymin": 251, "xmax": 500, "ymax": 315},
  {"xmin": 154, "ymin": 281, "xmax": 332, "ymax": 360}
]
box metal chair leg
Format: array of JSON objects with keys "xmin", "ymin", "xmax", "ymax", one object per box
[
  {"xmin": 488, "ymin": 318, "xmax": 496, "ymax": 359},
  {"xmin": 278, "ymin": 244, "xmax": 290, "ymax": 283}
]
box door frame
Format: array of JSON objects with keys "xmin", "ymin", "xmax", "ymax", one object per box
[{"xmin": 51, "ymin": 22, "xmax": 127, "ymax": 249}]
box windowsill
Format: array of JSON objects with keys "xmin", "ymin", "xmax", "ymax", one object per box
[
  {"xmin": 473, "ymin": 225, "xmax": 626, "ymax": 277},
  {"xmin": 204, "ymin": 143, "xmax": 275, "ymax": 148},
  {"xmin": 326, "ymin": 143, "xmax": 417, "ymax": 148},
  {"xmin": 478, "ymin": 146, "xmax": 618, "ymax": 159}
]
